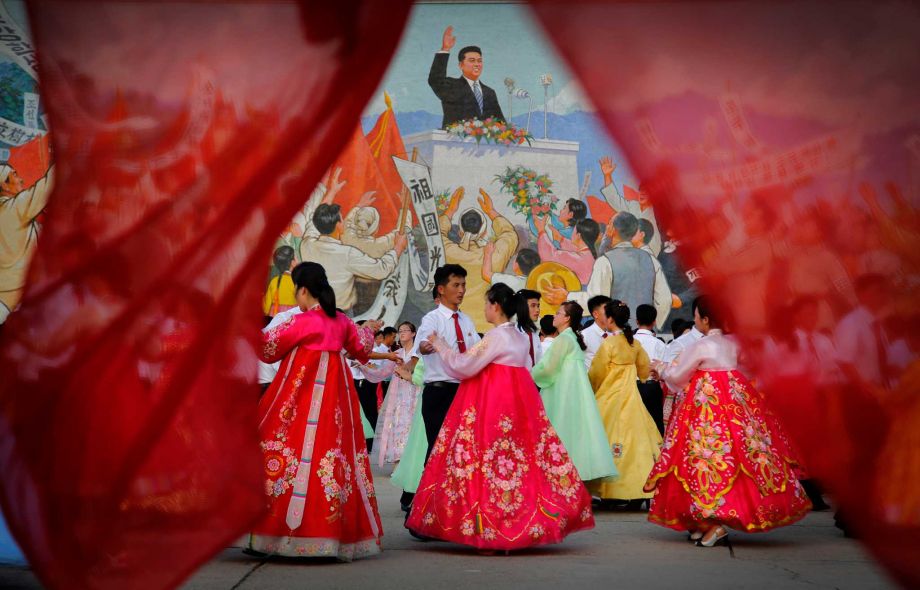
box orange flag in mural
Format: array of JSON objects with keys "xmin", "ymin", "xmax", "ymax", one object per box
[
  {"xmin": 7, "ymin": 134, "xmax": 51, "ymax": 187},
  {"xmin": 328, "ymin": 121, "xmax": 401, "ymax": 231},
  {"xmin": 365, "ymin": 91, "xmax": 412, "ymax": 226}
]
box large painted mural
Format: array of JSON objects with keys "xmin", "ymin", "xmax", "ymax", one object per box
[
  {"xmin": 0, "ymin": 1, "xmax": 52, "ymax": 324},
  {"xmin": 270, "ymin": 3, "xmax": 697, "ymax": 333}
]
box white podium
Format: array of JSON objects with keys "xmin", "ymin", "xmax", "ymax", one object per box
[{"xmin": 403, "ymin": 129, "xmax": 580, "ymax": 227}]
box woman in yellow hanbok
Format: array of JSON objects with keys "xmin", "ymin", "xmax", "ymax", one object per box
[{"xmin": 588, "ymin": 301, "xmax": 662, "ymax": 503}]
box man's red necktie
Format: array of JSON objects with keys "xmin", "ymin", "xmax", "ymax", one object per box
[
  {"xmin": 528, "ymin": 332, "xmax": 535, "ymax": 365},
  {"xmin": 452, "ymin": 313, "xmax": 466, "ymax": 353}
]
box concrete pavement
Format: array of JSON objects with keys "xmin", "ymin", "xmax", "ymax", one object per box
[{"xmin": 0, "ymin": 465, "xmax": 896, "ymax": 589}]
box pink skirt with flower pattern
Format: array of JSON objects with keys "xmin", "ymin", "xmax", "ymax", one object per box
[{"xmin": 406, "ymin": 363, "xmax": 594, "ymax": 550}]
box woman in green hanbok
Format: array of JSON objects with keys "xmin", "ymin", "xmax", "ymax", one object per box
[{"xmin": 531, "ymin": 301, "xmax": 618, "ymax": 482}]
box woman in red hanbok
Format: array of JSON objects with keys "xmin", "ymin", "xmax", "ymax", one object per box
[
  {"xmin": 644, "ymin": 297, "xmax": 810, "ymax": 548},
  {"xmin": 406, "ymin": 283, "xmax": 594, "ymax": 551},
  {"xmin": 248, "ymin": 262, "xmax": 383, "ymax": 560}
]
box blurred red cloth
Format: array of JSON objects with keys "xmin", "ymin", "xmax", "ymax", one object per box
[
  {"xmin": 531, "ymin": 0, "xmax": 919, "ymax": 585},
  {"xmin": 0, "ymin": 2, "xmax": 411, "ymax": 590}
]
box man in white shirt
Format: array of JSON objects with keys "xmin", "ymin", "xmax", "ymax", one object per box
[
  {"xmin": 582, "ymin": 295, "xmax": 614, "ymax": 370},
  {"xmin": 634, "ymin": 304, "xmax": 666, "ymax": 433},
  {"xmin": 257, "ymin": 306, "xmax": 303, "ymax": 393},
  {"xmin": 407, "ymin": 264, "xmax": 481, "ymax": 461},
  {"xmin": 300, "ymin": 203, "xmax": 408, "ymax": 312},
  {"xmin": 374, "ymin": 326, "xmax": 398, "ymax": 391},
  {"xmin": 660, "ymin": 297, "xmax": 705, "ymax": 427},
  {"xmin": 518, "ymin": 289, "xmax": 543, "ymax": 369},
  {"xmin": 539, "ymin": 314, "xmax": 558, "ymax": 354},
  {"xmin": 663, "ymin": 297, "xmax": 706, "ymax": 364}
]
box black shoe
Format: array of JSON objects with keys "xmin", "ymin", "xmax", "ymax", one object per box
[
  {"xmin": 624, "ymin": 499, "xmax": 648, "ymax": 511},
  {"xmin": 811, "ymin": 500, "xmax": 831, "ymax": 512},
  {"xmin": 400, "ymin": 503, "xmax": 411, "ymax": 513},
  {"xmin": 407, "ymin": 527, "xmax": 434, "ymax": 541}
]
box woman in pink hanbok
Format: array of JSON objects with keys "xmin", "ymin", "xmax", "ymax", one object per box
[
  {"xmin": 359, "ymin": 321, "xmax": 422, "ymax": 467},
  {"xmin": 406, "ymin": 283, "xmax": 594, "ymax": 551},
  {"xmin": 249, "ymin": 262, "xmax": 383, "ymax": 560}
]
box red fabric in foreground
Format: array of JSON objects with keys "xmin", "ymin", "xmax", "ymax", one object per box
[
  {"xmin": 0, "ymin": 2, "xmax": 411, "ymax": 589},
  {"xmin": 530, "ymin": 0, "xmax": 919, "ymax": 585}
]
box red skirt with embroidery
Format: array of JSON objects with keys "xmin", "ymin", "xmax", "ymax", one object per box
[
  {"xmin": 249, "ymin": 348, "xmax": 382, "ymax": 560},
  {"xmin": 645, "ymin": 369, "xmax": 811, "ymax": 533},
  {"xmin": 406, "ymin": 363, "xmax": 594, "ymax": 550}
]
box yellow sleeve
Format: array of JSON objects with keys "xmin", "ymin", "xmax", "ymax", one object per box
[
  {"xmin": 490, "ymin": 215, "xmax": 520, "ymax": 270},
  {"xmin": 588, "ymin": 340, "xmax": 611, "ymax": 392},
  {"xmin": 279, "ymin": 274, "xmax": 297, "ymax": 306},
  {"xmin": 262, "ymin": 280, "xmax": 276, "ymax": 315},
  {"xmin": 635, "ymin": 342, "xmax": 651, "ymax": 381}
]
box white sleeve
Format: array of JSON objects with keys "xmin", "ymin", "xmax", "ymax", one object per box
[
  {"xmin": 662, "ymin": 339, "xmax": 706, "ymax": 391},
  {"xmin": 651, "ymin": 259, "xmax": 672, "ymax": 330},
  {"xmin": 345, "ymin": 249, "xmax": 399, "ymax": 281},
  {"xmin": 601, "ymin": 183, "xmax": 639, "ymax": 215},
  {"xmin": 411, "ymin": 313, "xmax": 438, "ymax": 358},
  {"xmin": 301, "ymin": 183, "xmax": 326, "ymax": 240},
  {"xmin": 663, "ymin": 337, "xmax": 684, "ymax": 365},
  {"xmin": 568, "ymin": 257, "xmax": 612, "ymax": 308}
]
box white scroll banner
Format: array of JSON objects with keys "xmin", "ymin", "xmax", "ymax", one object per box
[
  {"xmin": 352, "ymin": 251, "xmax": 410, "ymax": 327},
  {"xmin": 0, "ymin": 4, "xmax": 38, "ymax": 80},
  {"xmin": 392, "ymin": 156, "xmax": 445, "ymax": 292},
  {"xmin": 23, "ymin": 92, "xmax": 38, "ymax": 130},
  {"xmin": 0, "ymin": 115, "xmax": 42, "ymax": 146}
]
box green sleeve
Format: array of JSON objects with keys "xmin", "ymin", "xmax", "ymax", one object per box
[
  {"xmin": 531, "ymin": 333, "xmax": 572, "ymax": 388},
  {"xmin": 412, "ymin": 358, "xmax": 425, "ymax": 387}
]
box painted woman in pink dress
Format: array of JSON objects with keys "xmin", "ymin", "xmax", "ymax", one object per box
[
  {"xmin": 249, "ymin": 262, "xmax": 384, "ymax": 560},
  {"xmin": 405, "ymin": 283, "xmax": 594, "ymax": 551},
  {"xmin": 643, "ymin": 296, "xmax": 811, "ymax": 549}
]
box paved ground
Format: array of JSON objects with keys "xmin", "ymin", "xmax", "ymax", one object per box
[{"xmin": 0, "ymin": 465, "xmax": 896, "ymax": 589}]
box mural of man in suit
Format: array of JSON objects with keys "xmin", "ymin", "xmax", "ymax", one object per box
[{"xmin": 429, "ymin": 26, "xmax": 505, "ymax": 129}]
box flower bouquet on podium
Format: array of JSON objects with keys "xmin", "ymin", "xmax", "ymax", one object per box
[
  {"xmin": 446, "ymin": 116, "xmax": 533, "ymax": 146},
  {"xmin": 495, "ymin": 165, "xmax": 557, "ymax": 220}
]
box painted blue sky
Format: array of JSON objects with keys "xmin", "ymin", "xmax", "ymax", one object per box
[
  {"xmin": 363, "ymin": 2, "xmax": 638, "ymax": 196},
  {"xmin": 364, "ymin": 3, "xmax": 580, "ymax": 116}
]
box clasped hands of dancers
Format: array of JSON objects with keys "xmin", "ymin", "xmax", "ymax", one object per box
[{"xmin": 248, "ymin": 261, "xmax": 810, "ymax": 560}]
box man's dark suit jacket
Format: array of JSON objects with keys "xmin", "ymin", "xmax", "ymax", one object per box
[{"xmin": 428, "ymin": 52, "xmax": 505, "ymax": 129}]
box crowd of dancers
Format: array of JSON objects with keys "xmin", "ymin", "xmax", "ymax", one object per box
[{"xmin": 247, "ymin": 260, "xmax": 815, "ymax": 559}]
